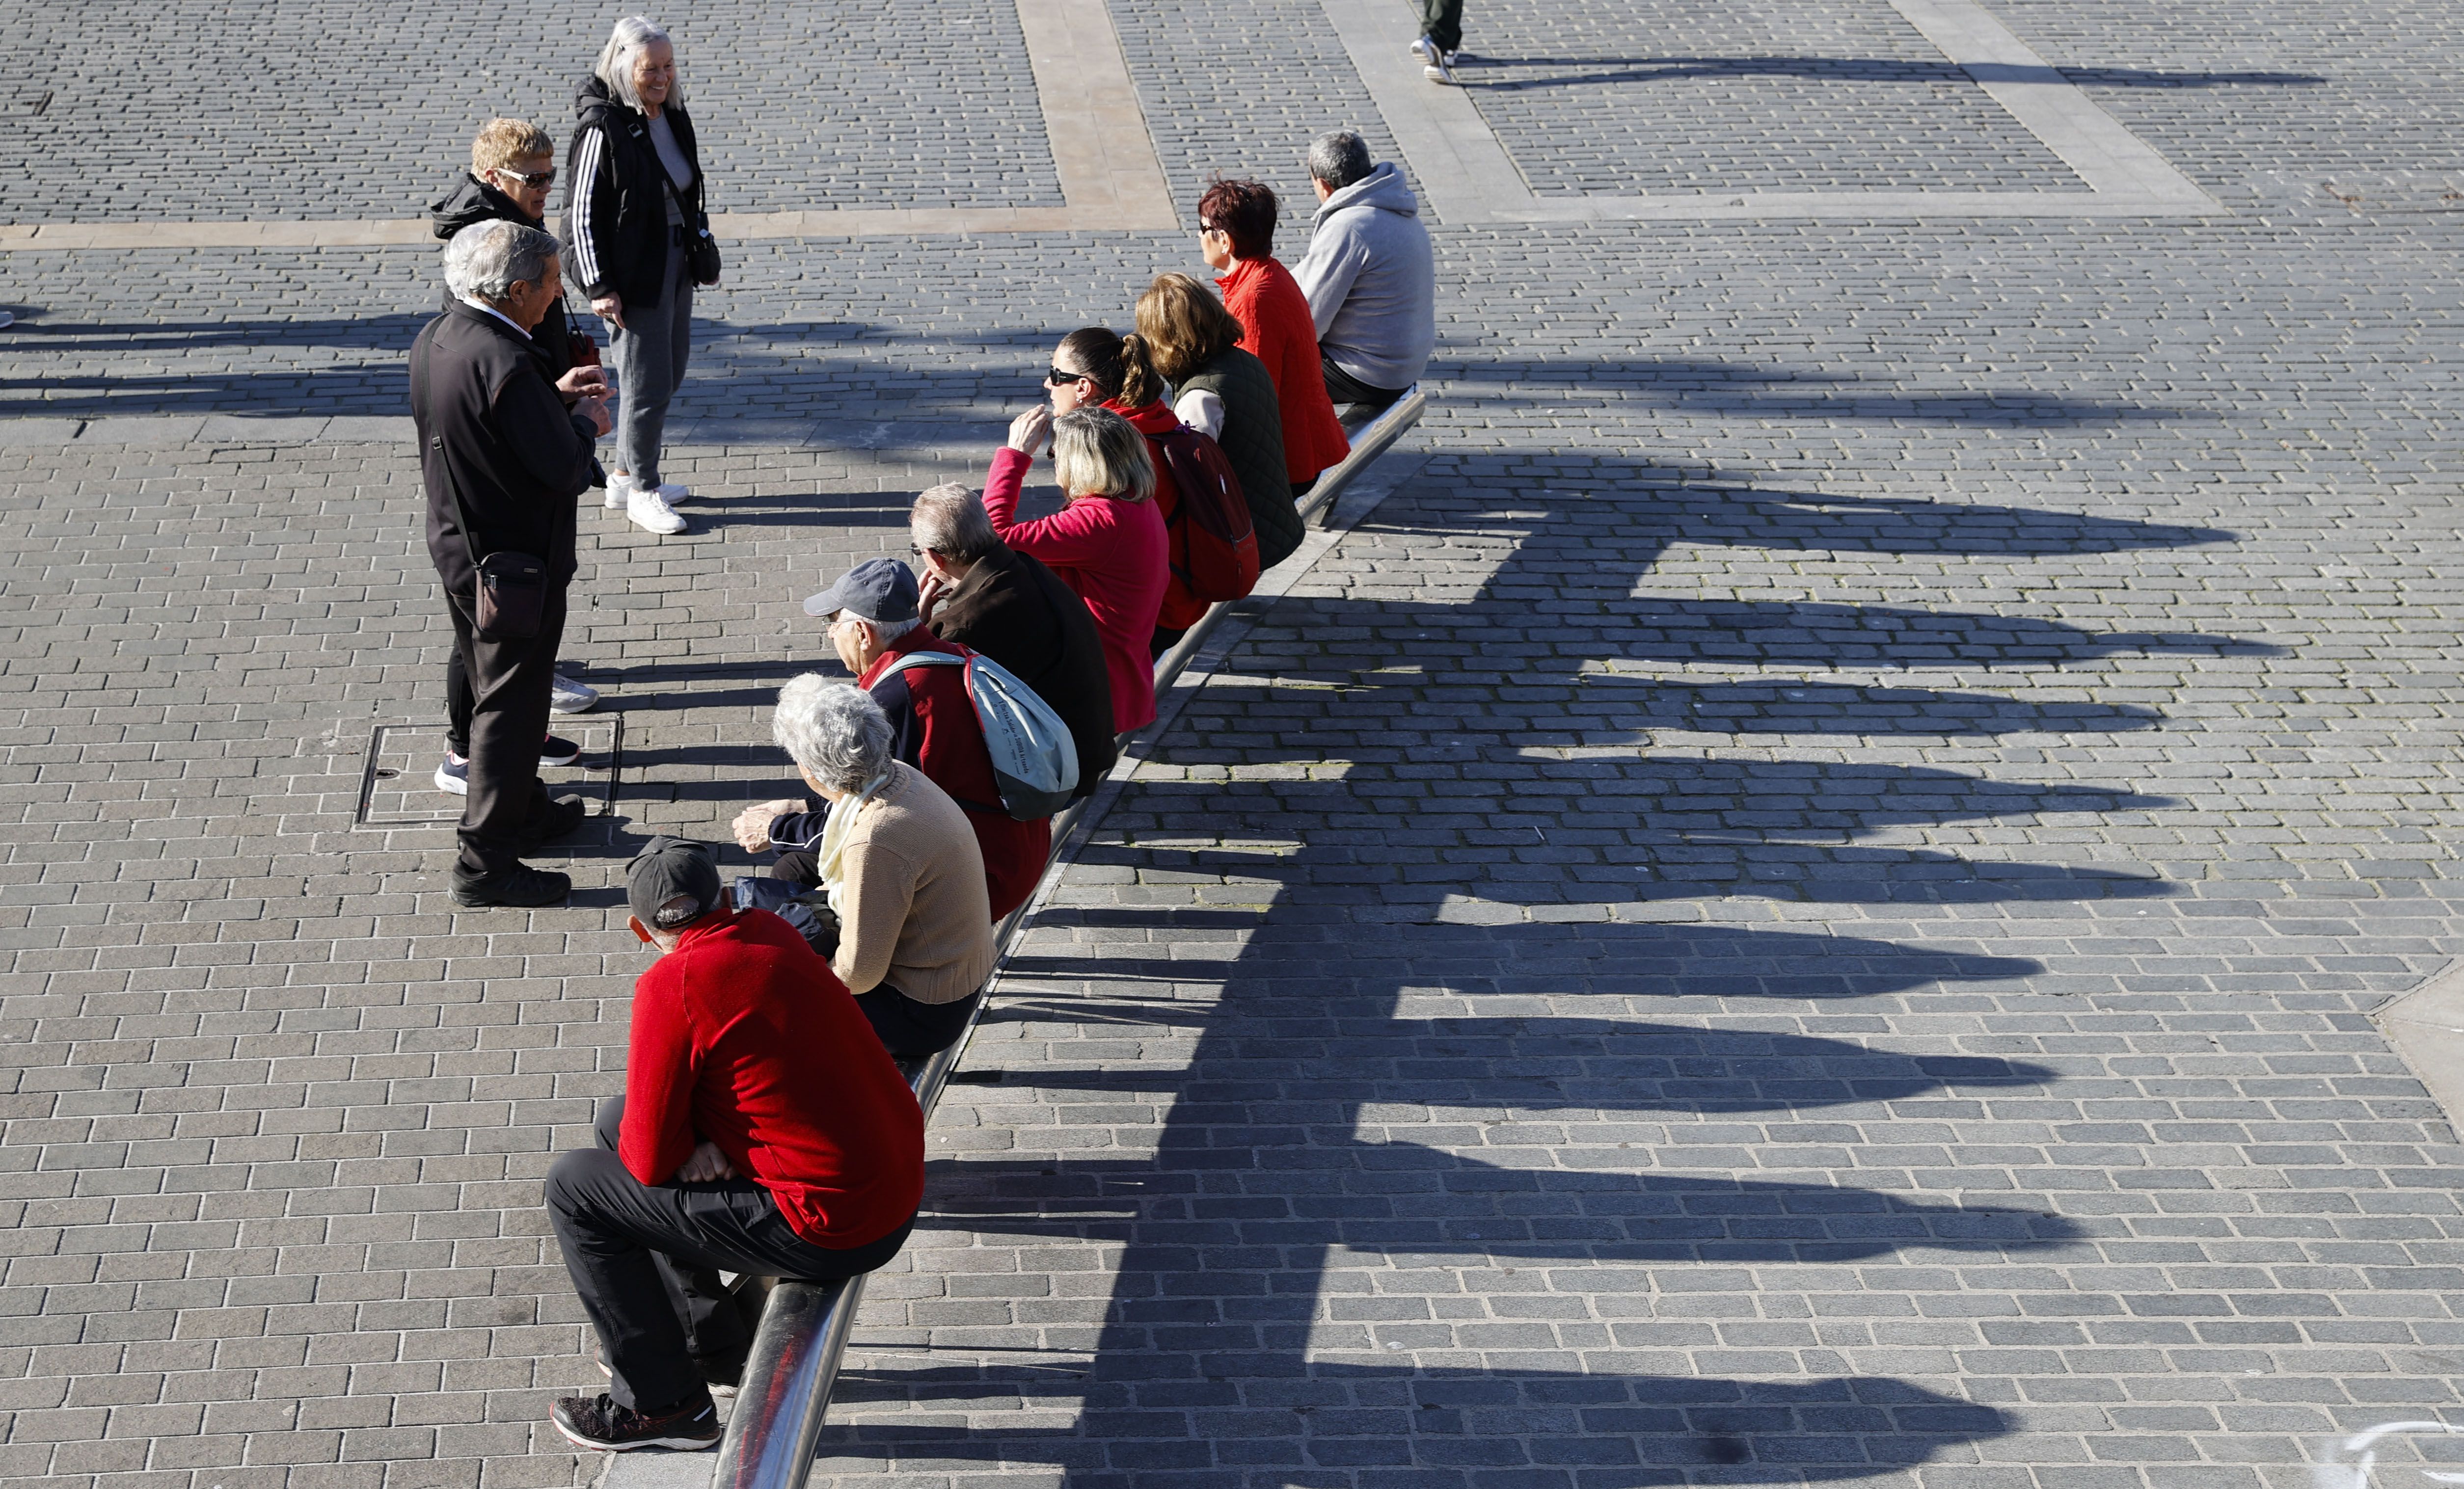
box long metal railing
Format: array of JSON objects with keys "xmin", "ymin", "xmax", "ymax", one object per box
[{"xmin": 705, "ymin": 388, "xmax": 1426, "ymax": 1489}]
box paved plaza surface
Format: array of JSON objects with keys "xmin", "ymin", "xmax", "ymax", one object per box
[{"xmin": 7, "ymin": 0, "xmax": 2464, "ymax": 1486}]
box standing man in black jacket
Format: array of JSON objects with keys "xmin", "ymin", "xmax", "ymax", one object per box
[{"xmin": 412, "ymin": 219, "xmax": 613, "ymax": 907}]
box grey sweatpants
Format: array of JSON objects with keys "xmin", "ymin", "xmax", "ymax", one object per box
[{"xmin": 609, "ymin": 246, "xmax": 693, "ymax": 487}]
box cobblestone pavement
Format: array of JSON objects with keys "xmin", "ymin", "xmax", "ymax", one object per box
[
  {"xmin": 9, "ymin": 0, "xmax": 1059, "ymax": 221},
  {"xmin": 8, "ymin": 0, "xmax": 2464, "ymax": 1486}
]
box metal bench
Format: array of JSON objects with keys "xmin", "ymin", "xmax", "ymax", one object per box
[{"xmin": 704, "ymin": 384, "xmax": 1426, "ymax": 1489}]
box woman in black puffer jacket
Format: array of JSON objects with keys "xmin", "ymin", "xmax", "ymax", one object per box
[{"xmin": 569, "ymin": 15, "xmax": 711, "ymax": 537}]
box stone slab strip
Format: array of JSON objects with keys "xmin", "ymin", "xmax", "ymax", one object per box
[
  {"xmin": 2377, "ymin": 961, "xmax": 2464, "ymax": 1137},
  {"xmin": 1319, "ymin": 0, "xmax": 2220, "ymax": 222},
  {"xmin": 0, "ymin": 0, "xmax": 1173, "ymax": 251}
]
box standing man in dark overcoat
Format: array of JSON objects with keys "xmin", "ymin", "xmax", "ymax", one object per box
[{"xmin": 411, "ymin": 218, "xmax": 613, "ymax": 907}]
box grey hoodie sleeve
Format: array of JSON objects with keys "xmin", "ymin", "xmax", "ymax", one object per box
[{"xmin": 1291, "ymin": 221, "xmax": 1366, "ymax": 341}]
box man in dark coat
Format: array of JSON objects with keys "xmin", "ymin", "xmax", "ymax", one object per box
[
  {"xmin": 909, "ymin": 483, "xmax": 1118, "ymax": 796},
  {"xmin": 410, "ymin": 219, "xmax": 613, "ymax": 907}
]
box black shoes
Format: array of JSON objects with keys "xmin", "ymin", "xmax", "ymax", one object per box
[
  {"xmin": 550, "ymin": 1392, "xmax": 719, "ymax": 1452},
  {"xmin": 522, "ymin": 793, "xmax": 590, "ymax": 848},
  {"xmin": 450, "ymin": 863, "xmax": 572, "ymax": 908}
]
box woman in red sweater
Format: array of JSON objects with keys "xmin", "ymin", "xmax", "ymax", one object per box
[
  {"xmin": 982, "ymin": 403, "xmax": 1168, "ymax": 734},
  {"xmin": 1199, "ymin": 179, "xmax": 1351, "ymax": 497}
]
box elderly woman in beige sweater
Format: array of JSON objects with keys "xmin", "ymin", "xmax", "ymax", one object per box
[{"xmin": 762, "ymin": 674, "xmax": 997, "ymax": 1060}]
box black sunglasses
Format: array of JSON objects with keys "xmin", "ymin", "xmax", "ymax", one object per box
[{"xmin": 1046, "ymin": 365, "xmax": 1087, "ymax": 387}]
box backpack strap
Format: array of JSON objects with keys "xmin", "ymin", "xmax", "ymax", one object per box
[{"xmin": 876, "ymin": 651, "xmax": 965, "ymax": 676}]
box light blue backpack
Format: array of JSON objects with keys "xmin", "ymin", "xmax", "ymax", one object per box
[{"xmin": 877, "ymin": 649, "xmax": 1079, "ymax": 820}]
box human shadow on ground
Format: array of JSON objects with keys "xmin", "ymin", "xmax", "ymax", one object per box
[
  {"xmin": 1454, "ymin": 53, "xmax": 2324, "ymax": 93},
  {"xmin": 1624, "ymin": 487, "xmax": 2236, "ymax": 556},
  {"xmin": 946, "ymin": 1019, "xmax": 2058, "ymax": 1110}
]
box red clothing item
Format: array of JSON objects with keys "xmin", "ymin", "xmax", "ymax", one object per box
[
  {"xmin": 982, "ymin": 445, "xmax": 1168, "ymax": 733},
  {"xmin": 619, "ymin": 908, "xmax": 924, "ymax": 1249},
  {"xmin": 859, "ymin": 629, "xmax": 1052, "ymax": 920},
  {"xmin": 1219, "ymin": 256, "xmax": 1350, "ymax": 483},
  {"xmin": 1108, "ymin": 398, "xmax": 1214, "ymax": 634}
]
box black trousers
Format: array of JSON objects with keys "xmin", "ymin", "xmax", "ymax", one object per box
[
  {"xmin": 444, "ymin": 587, "xmax": 567, "ymax": 878},
  {"xmin": 1320, "ymin": 354, "xmax": 1408, "ymax": 414},
  {"xmin": 544, "ymin": 1095, "xmax": 916, "ymax": 1415},
  {"xmin": 1416, "ymin": 0, "xmax": 1463, "ymax": 51},
  {"xmin": 766, "ymin": 851, "xmax": 981, "ymax": 1060}
]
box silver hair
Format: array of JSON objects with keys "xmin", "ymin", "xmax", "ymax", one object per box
[
  {"xmin": 443, "ymin": 219, "xmax": 560, "ymax": 303},
  {"xmin": 1307, "ymin": 130, "xmax": 1372, "ymax": 190},
  {"xmin": 772, "ymin": 674, "xmax": 895, "ymax": 795},
  {"xmin": 910, "ymin": 483, "xmax": 999, "ymax": 563},
  {"xmin": 862, "ymin": 615, "xmax": 922, "ymax": 644},
  {"xmin": 596, "ymin": 16, "xmax": 683, "ymax": 113},
  {"xmin": 1051, "ymin": 407, "xmax": 1155, "ymax": 503}
]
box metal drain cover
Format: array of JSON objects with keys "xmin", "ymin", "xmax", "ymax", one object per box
[{"xmin": 354, "ymin": 717, "xmax": 623, "ymax": 828}]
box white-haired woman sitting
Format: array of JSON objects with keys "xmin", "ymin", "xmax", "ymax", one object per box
[{"xmin": 765, "ymin": 674, "xmax": 997, "ymax": 1059}]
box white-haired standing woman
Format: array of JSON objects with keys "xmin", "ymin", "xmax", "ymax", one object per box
[{"xmin": 569, "ymin": 15, "xmax": 713, "ymax": 537}]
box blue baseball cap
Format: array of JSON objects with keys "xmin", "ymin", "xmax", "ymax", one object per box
[{"xmin": 802, "ymin": 556, "xmax": 921, "ymax": 622}]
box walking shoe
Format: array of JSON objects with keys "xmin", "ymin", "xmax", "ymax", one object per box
[
  {"xmin": 435, "ymin": 753, "xmax": 469, "ymax": 796},
  {"xmin": 604, "ymin": 471, "xmax": 630, "ymax": 510},
  {"xmin": 550, "ymin": 1393, "xmax": 719, "ymax": 1453},
  {"xmin": 450, "ymin": 863, "xmax": 572, "ymax": 908},
  {"xmin": 1412, "ymin": 34, "xmax": 1458, "ymax": 82},
  {"xmin": 521, "ymin": 793, "xmax": 590, "ymax": 848},
  {"xmin": 625, "ymin": 482, "xmax": 687, "ymax": 535},
  {"xmin": 654, "ymin": 480, "xmax": 694, "ymax": 505},
  {"xmin": 540, "ymin": 734, "xmax": 583, "ymax": 767},
  {"xmin": 550, "ymin": 672, "xmax": 600, "ymax": 714}
]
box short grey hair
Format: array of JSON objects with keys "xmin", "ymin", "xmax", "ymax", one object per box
[
  {"xmin": 861, "ymin": 615, "xmax": 922, "ymax": 644},
  {"xmin": 596, "ymin": 16, "xmax": 683, "ymax": 113},
  {"xmin": 910, "ymin": 483, "xmax": 999, "ymax": 563},
  {"xmin": 1307, "ymin": 131, "xmax": 1373, "ymax": 190},
  {"xmin": 444, "ymin": 219, "xmax": 560, "ymax": 303},
  {"xmin": 1051, "ymin": 407, "xmax": 1155, "ymax": 503},
  {"xmin": 772, "ymin": 674, "xmax": 894, "ymax": 795}
]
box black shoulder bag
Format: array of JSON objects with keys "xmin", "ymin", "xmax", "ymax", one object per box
[
  {"xmin": 418, "ymin": 335, "xmax": 549, "ymax": 640},
  {"xmin": 664, "ymin": 171, "xmax": 721, "ymax": 287}
]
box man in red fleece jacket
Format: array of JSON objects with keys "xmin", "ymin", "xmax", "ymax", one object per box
[{"xmin": 543, "ymin": 837, "xmax": 923, "ymax": 1453}]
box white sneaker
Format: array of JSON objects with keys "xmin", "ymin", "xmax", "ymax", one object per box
[
  {"xmin": 625, "ymin": 483, "xmax": 687, "ymax": 535},
  {"xmin": 1412, "ymin": 34, "xmax": 1458, "ymax": 83},
  {"xmin": 603, "ymin": 471, "xmax": 629, "ymax": 510},
  {"xmin": 550, "ymin": 673, "xmax": 600, "ymax": 714},
  {"xmin": 655, "ymin": 480, "xmax": 694, "ymax": 505}
]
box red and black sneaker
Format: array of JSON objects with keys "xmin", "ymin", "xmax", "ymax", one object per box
[{"xmin": 550, "ymin": 1392, "xmax": 720, "ymax": 1452}]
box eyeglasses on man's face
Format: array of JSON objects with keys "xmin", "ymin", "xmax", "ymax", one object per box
[{"xmin": 493, "ymin": 167, "xmax": 556, "ymax": 189}]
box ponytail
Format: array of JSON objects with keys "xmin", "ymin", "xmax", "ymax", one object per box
[{"xmin": 1116, "ymin": 332, "xmax": 1165, "ymax": 408}]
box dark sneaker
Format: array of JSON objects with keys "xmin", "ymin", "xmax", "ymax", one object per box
[
  {"xmin": 435, "ymin": 753, "xmax": 469, "ymax": 796},
  {"xmin": 550, "ymin": 1392, "xmax": 719, "ymax": 1452},
  {"xmin": 541, "ymin": 734, "xmax": 583, "ymax": 767},
  {"xmin": 521, "ymin": 794, "xmax": 590, "ymax": 848},
  {"xmin": 450, "ymin": 863, "xmax": 572, "ymax": 908}
]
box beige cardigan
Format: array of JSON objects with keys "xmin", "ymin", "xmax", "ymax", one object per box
[{"xmin": 831, "ymin": 763, "xmax": 998, "ymax": 1005}]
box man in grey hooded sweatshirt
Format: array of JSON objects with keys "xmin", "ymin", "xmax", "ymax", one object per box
[{"xmin": 1291, "ymin": 131, "xmax": 1436, "ymax": 414}]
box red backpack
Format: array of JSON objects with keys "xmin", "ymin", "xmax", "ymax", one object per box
[{"xmin": 1153, "ymin": 425, "xmax": 1260, "ymax": 603}]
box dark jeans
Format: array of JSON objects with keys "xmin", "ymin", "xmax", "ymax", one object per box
[
  {"xmin": 544, "ymin": 1095, "xmax": 916, "ymax": 1415},
  {"xmin": 445, "ymin": 648, "xmax": 570, "ymax": 755},
  {"xmin": 445, "ymin": 587, "xmax": 567, "ymax": 878},
  {"xmin": 1417, "ymin": 0, "xmax": 1463, "ymax": 51},
  {"xmin": 1320, "ymin": 355, "xmax": 1409, "ymax": 415},
  {"xmin": 765, "ymin": 851, "xmax": 980, "ymax": 1060}
]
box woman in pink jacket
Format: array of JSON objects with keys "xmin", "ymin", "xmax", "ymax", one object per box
[{"xmin": 982, "ymin": 404, "xmax": 1169, "ymax": 733}]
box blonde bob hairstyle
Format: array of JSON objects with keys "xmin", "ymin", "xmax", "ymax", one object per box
[
  {"xmin": 1050, "ymin": 407, "xmax": 1155, "ymax": 504},
  {"xmin": 596, "ymin": 16, "xmax": 683, "ymax": 112}
]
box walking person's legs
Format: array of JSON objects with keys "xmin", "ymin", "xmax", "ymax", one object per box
[{"xmin": 1418, "ymin": 0, "xmax": 1463, "ymax": 52}]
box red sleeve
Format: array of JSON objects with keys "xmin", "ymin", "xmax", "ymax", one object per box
[
  {"xmin": 983, "ymin": 447, "xmax": 1117, "ymax": 567},
  {"xmin": 618, "ymin": 956, "xmax": 699, "ymax": 1184}
]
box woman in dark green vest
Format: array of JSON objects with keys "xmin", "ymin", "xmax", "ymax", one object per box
[{"xmin": 1137, "ymin": 274, "xmax": 1306, "ymax": 571}]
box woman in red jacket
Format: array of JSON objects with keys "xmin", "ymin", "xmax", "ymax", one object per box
[
  {"xmin": 983, "ymin": 404, "xmax": 1168, "ymax": 734},
  {"xmin": 1040, "ymin": 326, "xmax": 1224, "ymax": 655},
  {"xmin": 1198, "ymin": 179, "xmax": 1351, "ymax": 498}
]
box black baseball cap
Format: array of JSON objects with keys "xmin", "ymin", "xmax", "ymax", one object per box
[
  {"xmin": 802, "ymin": 556, "xmax": 921, "ymax": 621},
  {"xmin": 626, "ymin": 837, "xmax": 723, "ymax": 931}
]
